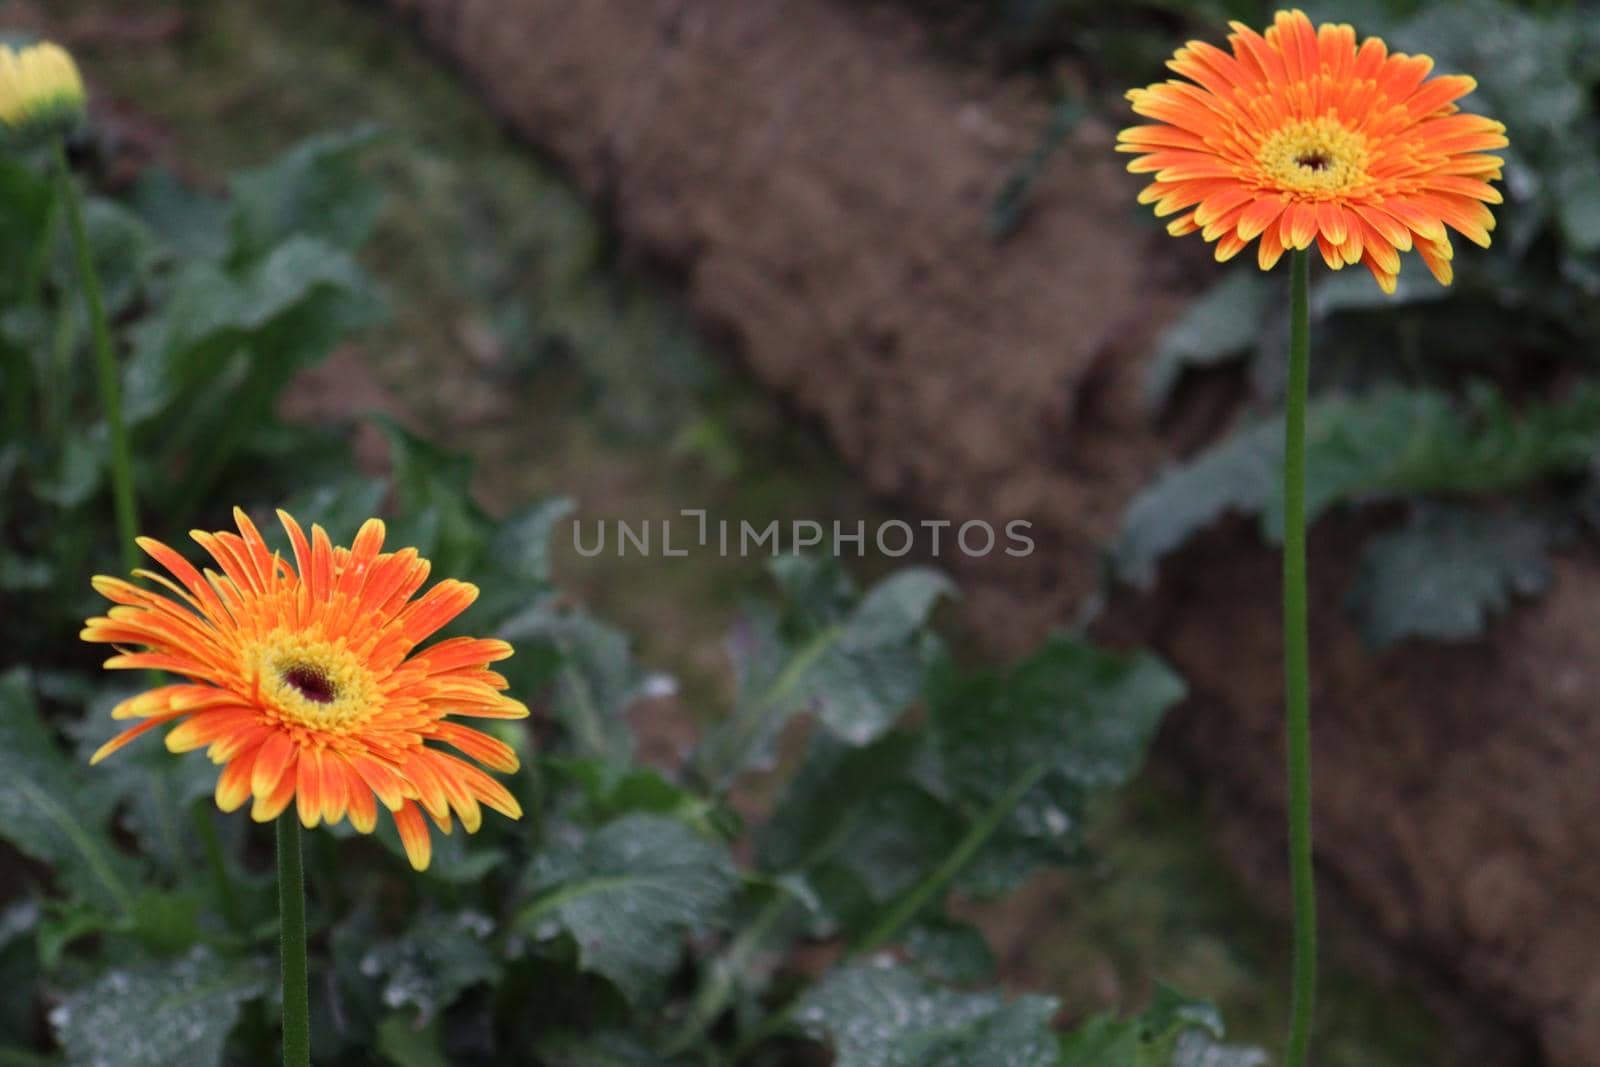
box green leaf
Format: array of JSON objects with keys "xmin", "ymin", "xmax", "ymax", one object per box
[
  {"xmin": 1115, "ymin": 385, "xmax": 1600, "ymax": 587},
  {"xmin": 488, "ymin": 497, "xmax": 576, "ymax": 587},
  {"xmin": 533, "ymin": 1031, "xmax": 696, "ymax": 1067},
  {"xmin": 473, "ymin": 496, "xmax": 577, "ymax": 623},
  {"xmin": 1145, "ymin": 271, "xmax": 1274, "ymax": 408},
  {"xmin": 375, "ymin": 1016, "xmax": 449, "ymax": 1067},
  {"xmin": 68, "ymin": 688, "xmax": 216, "ymax": 880},
  {"xmin": 697, "ymin": 561, "xmax": 952, "ymax": 785},
  {"xmin": 516, "ymin": 814, "xmax": 738, "ymax": 1003},
  {"xmin": 755, "ymin": 732, "xmax": 945, "ymax": 933},
  {"xmin": 1112, "ymin": 417, "xmax": 1280, "ymax": 588},
  {"xmin": 228, "ymin": 126, "xmax": 383, "ymax": 260},
  {"xmin": 51, "ymin": 948, "xmax": 267, "ymax": 1067},
  {"xmin": 379, "ymin": 421, "xmax": 490, "ymax": 579},
  {"xmin": 1058, "ymin": 984, "xmax": 1249, "ymax": 1067},
  {"xmin": 902, "ymin": 918, "xmax": 996, "ymax": 985},
  {"xmin": 276, "ymin": 477, "xmax": 389, "ymax": 544},
  {"xmin": 126, "ymin": 235, "xmax": 381, "ymax": 424},
  {"xmin": 794, "ymin": 961, "xmax": 1059, "ymax": 1067},
  {"xmin": 1347, "ymin": 505, "xmax": 1553, "ymax": 647},
  {"xmin": 497, "ymin": 603, "xmax": 640, "ymax": 765},
  {"xmin": 31, "ymin": 433, "xmax": 101, "ymax": 509},
  {"xmin": 0, "ymin": 670, "xmax": 136, "ymax": 913},
  {"xmin": 548, "ymin": 758, "xmax": 725, "ymax": 837},
  {"xmin": 126, "ymin": 169, "xmax": 229, "ymax": 262},
  {"xmin": 0, "ymin": 160, "xmax": 53, "ymax": 305},
  {"xmin": 929, "ymin": 636, "xmax": 1184, "ymax": 895},
  {"xmin": 359, "ymin": 911, "xmax": 501, "ymax": 1025}
]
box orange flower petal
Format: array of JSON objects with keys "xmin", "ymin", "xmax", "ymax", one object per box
[{"xmin": 1120, "ymin": 10, "xmax": 1502, "ymax": 291}]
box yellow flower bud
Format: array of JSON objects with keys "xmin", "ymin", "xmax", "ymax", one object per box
[{"xmin": 0, "ymin": 41, "xmax": 87, "ymax": 145}]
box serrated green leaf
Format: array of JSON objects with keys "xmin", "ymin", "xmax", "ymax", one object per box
[
  {"xmin": 930, "ymin": 635, "xmax": 1182, "ymax": 802},
  {"xmin": 276, "ymin": 477, "xmax": 389, "ymax": 545},
  {"xmin": 126, "ymin": 169, "xmax": 229, "ymax": 262},
  {"xmin": 497, "ymin": 603, "xmax": 640, "ymax": 765},
  {"xmin": 841, "ymin": 568, "xmax": 957, "ymax": 648},
  {"xmin": 0, "ymin": 160, "xmax": 53, "ymax": 306},
  {"xmin": 0, "ymin": 671, "xmax": 135, "ymax": 913},
  {"xmin": 516, "ymin": 815, "xmax": 737, "ymax": 1003},
  {"xmin": 51, "ymin": 948, "xmax": 267, "ymax": 1067},
  {"xmin": 931, "ymin": 636, "xmax": 1184, "ymax": 896},
  {"xmin": 126, "ymin": 235, "xmax": 381, "ymax": 424},
  {"xmin": 902, "ymin": 918, "xmax": 996, "ymax": 985},
  {"xmin": 359, "ymin": 911, "xmax": 501, "ymax": 1025},
  {"xmin": 1112, "ymin": 418, "xmax": 1280, "ymax": 588},
  {"xmin": 1146, "ymin": 271, "xmax": 1274, "ymax": 408},
  {"xmin": 1115, "ymin": 385, "xmax": 1600, "ymax": 587},
  {"xmin": 1058, "ymin": 984, "xmax": 1245, "ymax": 1067},
  {"xmin": 56, "ymin": 198, "xmax": 160, "ymax": 320},
  {"xmin": 228, "ymin": 126, "xmax": 383, "ymax": 260},
  {"xmin": 488, "ymin": 497, "xmax": 576, "ymax": 588},
  {"xmin": 474, "ymin": 496, "xmax": 577, "ymax": 623},
  {"xmin": 547, "ymin": 759, "xmax": 724, "ymax": 837},
  {"xmin": 67, "ymin": 689, "xmax": 217, "ymax": 881},
  {"xmin": 379, "ymin": 421, "xmax": 490, "ymax": 580},
  {"xmin": 794, "ymin": 961, "xmax": 1059, "ymax": 1067},
  {"xmin": 1171, "ymin": 1032, "xmax": 1270, "ymax": 1067},
  {"xmin": 1347, "ymin": 505, "xmax": 1553, "ymax": 647},
  {"xmin": 534, "ymin": 1030, "xmax": 696, "ymax": 1067},
  {"xmin": 754, "ymin": 732, "xmax": 943, "ymax": 934},
  {"xmin": 697, "ymin": 561, "xmax": 951, "ymax": 785},
  {"xmin": 375, "ymin": 1016, "xmax": 449, "ymax": 1067}
]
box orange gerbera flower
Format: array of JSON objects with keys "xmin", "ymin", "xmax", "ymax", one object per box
[
  {"xmin": 82, "ymin": 508, "xmax": 528, "ymax": 871},
  {"xmin": 1117, "ymin": 8, "xmax": 1507, "ymax": 293}
]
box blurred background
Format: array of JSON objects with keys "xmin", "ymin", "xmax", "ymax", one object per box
[{"xmin": 2, "ymin": 0, "xmax": 1598, "ymax": 1065}]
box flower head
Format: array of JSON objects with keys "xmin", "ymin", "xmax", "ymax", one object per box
[
  {"xmin": 0, "ymin": 41, "xmax": 86, "ymax": 144},
  {"xmin": 82, "ymin": 508, "xmax": 529, "ymax": 871},
  {"xmin": 1117, "ymin": 9, "xmax": 1507, "ymax": 293}
]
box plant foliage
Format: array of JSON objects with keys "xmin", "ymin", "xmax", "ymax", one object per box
[{"xmin": 0, "ymin": 127, "xmax": 1244, "ymax": 1066}]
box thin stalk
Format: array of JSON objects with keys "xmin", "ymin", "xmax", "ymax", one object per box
[
  {"xmin": 853, "ymin": 759, "xmax": 1048, "ymax": 955},
  {"xmin": 276, "ymin": 814, "xmax": 311, "ymax": 1067},
  {"xmin": 1283, "ymin": 249, "xmax": 1317, "ymax": 1067},
  {"xmin": 53, "ymin": 141, "xmax": 138, "ymax": 575}
]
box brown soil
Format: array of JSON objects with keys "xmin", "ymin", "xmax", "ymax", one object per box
[{"xmin": 380, "ymin": 1, "xmax": 1600, "ymax": 1063}]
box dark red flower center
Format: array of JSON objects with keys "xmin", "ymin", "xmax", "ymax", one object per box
[
  {"xmin": 283, "ymin": 665, "xmax": 336, "ymax": 704},
  {"xmin": 1295, "ymin": 150, "xmax": 1333, "ymax": 172}
]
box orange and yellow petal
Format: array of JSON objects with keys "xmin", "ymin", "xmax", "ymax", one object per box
[
  {"xmin": 82, "ymin": 507, "xmax": 529, "ymax": 873},
  {"xmin": 1117, "ymin": 7, "xmax": 1505, "ymax": 293}
]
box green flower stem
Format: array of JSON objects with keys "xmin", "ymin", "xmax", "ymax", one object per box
[
  {"xmin": 1283, "ymin": 248, "xmax": 1317, "ymax": 1067},
  {"xmin": 276, "ymin": 814, "xmax": 311, "ymax": 1067},
  {"xmin": 52, "ymin": 140, "xmax": 139, "ymax": 576},
  {"xmin": 852, "ymin": 758, "xmax": 1048, "ymax": 955}
]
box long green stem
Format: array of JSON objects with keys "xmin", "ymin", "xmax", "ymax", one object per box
[
  {"xmin": 53, "ymin": 141, "xmax": 139, "ymax": 575},
  {"xmin": 1283, "ymin": 249, "xmax": 1317, "ymax": 1067},
  {"xmin": 276, "ymin": 815, "xmax": 311, "ymax": 1067}
]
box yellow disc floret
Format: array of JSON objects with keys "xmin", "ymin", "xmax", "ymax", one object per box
[
  {"xmin": 250, "ymin": 632, "xmax": 383, "ymax": 734},
  {"xmin": 1257, "ymin": 118, "xmax": 1371, "ymax": 197}
]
